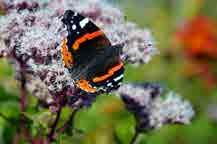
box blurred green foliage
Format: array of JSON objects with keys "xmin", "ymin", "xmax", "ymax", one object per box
[{"xmin": 1, "ymin": 0, "xmax": 217, "ymax": 143}]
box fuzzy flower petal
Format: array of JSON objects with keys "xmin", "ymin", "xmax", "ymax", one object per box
[
  {"xmin": 149, "ymin": 92, "xmax": 195, "ymax": 128},
  {"xmin": 117, "ymin": 83, "xmax": 194, "ymax": 131}
]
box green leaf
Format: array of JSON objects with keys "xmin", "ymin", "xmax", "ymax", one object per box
[
  {"xmin": 23, "ymin": 110, "xmax": 53, "ymax": 128},
  {"xmin": 115, "ymin": 116, "xmax": 135, "ymax": 144},
  {"xmin": 56, "ymin": 133, "xmax": 83, "ymax": 144},
  {"xmin": 0, "ymin": 86, "xmax": 19, "ymax": 102},
  {"xmin": 0, "ymin": 59, "xmax": 14, "ymax": 78},
  {"xmin": 0, "ymin": 101, "xmax": 19, "ymax": 121}
]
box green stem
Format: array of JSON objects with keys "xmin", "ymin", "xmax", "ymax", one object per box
[
  {"xmin": 130, "ymin": 129, "xmax": 140, "ymax": 144},
  {"xmin": 47, "ymin": 105, "xmax": 62, "ymax": 142}
]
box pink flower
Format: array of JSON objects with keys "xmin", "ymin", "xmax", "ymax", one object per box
[{"xmin": 0, "ymin": 0, "xmax": 157, "ymax": 106}]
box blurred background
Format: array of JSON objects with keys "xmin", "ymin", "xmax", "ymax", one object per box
[{"xmin": 0, "ymin": 0, "xmax": 217, "ymax": 143}]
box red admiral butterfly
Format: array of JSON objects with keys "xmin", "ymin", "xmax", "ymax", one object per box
[{"xmin": 61, "ymin": 10, "xmax": 124, "ymax": 93}]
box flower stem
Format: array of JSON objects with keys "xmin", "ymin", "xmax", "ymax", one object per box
[
  {"xmin": 19, "ymin": 72, "xmax": 34, "ymax": 143},
  {"xmin": 47, "ymin": 105, "xmax": 62, "ymax": 142},
  {"xmin": 57, "ymin": 108, "xmax": 78, "ymax": 133},
  {"xmin": 130, "ymin": 129, "xmax": 140, "ymax": 144},
  {"xmin": 20, "ymin": 72, "xmax": 27, "ymax": 112}
]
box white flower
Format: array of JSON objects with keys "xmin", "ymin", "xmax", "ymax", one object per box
[
  {"xmin": 149, "ymin": 92, "xmax": 195, "ymax": 128},
  {"xmin": 0, "ymin": 0, "xmax": 157, "ymax": 103},
  {"xmin": 117, "ymin": 83, "xmax": 195, "ymax": 130}
]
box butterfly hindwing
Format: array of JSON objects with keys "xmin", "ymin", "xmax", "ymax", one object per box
[{"xmin": 68, "ymin": 44, "xmax": 123, "ymax": 81}]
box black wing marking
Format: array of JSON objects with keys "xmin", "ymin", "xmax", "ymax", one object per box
[{"xmin": 69, "ymin": 44, "xmax": 124, "ymax": 81}]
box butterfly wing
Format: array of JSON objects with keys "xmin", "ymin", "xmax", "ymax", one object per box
[
  {"xmin": 61, "ymin": 10, "xmax": 111, "ymax": 67},
  {"xmin": 61, "ymin": 10, "xmax": 124, "ymax": 93}
]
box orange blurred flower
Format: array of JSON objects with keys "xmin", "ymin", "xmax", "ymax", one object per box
[
  {"xmin": 175, "ymin": 16, "xmax": 217, "ymax": 89},
  {"xmin": 175, "ymin": 16, "xmax": 217, "ymax": 59}
]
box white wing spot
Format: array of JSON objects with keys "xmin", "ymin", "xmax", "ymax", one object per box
[
  {"xmin": 117, "ymin": 82, "xmax": 122, "ymax": 86},
  {"xmin": 107, "ymin": 82, "xmax": 113, "ymax": 87},
  {"xmin": 114, "ymin": 74, "xmax": 123, "ymax": 82},
  {"xmin": 79, "ymin": 18, "xmax": 89, "ymax": 28},
  {"xmin": 72, "ymin": 24, "xmax": 76, "ymax": 30}
]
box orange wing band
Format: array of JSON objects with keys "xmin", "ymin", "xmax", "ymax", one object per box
[
  {"xmin": 93, "ymin": 62, "xmax": 124, "ymax": 83},
  {"xmin": 72, "ymin": 30, "xmax": 104, "ymax": 50},
  {"xmin": 61, "ymin": 38, "xmax": 74, "ymax": 67},
  {"xmin": 76, "ymin": 79, "xmax": 97, "ymax": 93}
]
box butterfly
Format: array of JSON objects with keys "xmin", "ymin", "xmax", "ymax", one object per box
[{"xmin": 61, "ymin": 10, "xmax": 124, "ymax": 94}]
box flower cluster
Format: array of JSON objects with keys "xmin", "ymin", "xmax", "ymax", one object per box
[
  {"xmin": 0, "ymin": 0, "xmax": 157, "ymax": 105},
  {"xmin": 117, "ymin": 83, "xmax": 194, "ymax": 130},
  {"xmin": 149, "ymin": 91, "xmax": 195, "ymax": 128},
  {"xmin": 0, "ymin": 0, "xmax": 195, "ymax": 134}
]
